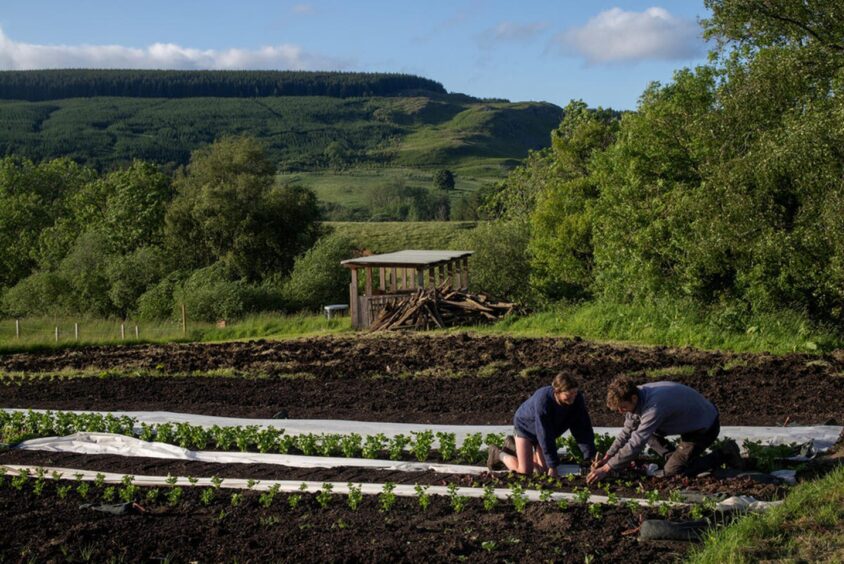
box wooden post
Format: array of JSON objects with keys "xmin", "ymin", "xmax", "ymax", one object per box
[
  {"xmin": 120, "ymin": 323, "xmax": 125, "ymax": 340},
  {"xmin": 365, "ymin": 267, "xmax": 373, "ymax": 297},
  {"xmin": 438, "ymin": 265, "xmax": 446, "ymax": 288},
  {"xmin": 461, "ymin": 256, "xmax": 469, "ymax": 289},
  {"xmin": 135, "ymin": 325, "xmax": 139, "ymax": 339},
  {"xmin": 379, "ymin": 267, "xmax": 386, "ymax": 292},
  {"xmin": 181, "ymin": 304, "xmax": 187, "ymax": 336},
  {"xmin": 454, "ymin": 259, "xmax": 462, "ymax": 290},
  {"xmin": 349, "ymin": 268, "xmax": 359, "ymax": 329},
  {"xmin": 390, "ymin": 267, "xmax": 398, "ymax": 292},
  {"xmin": 74, "ymin": 323, "xmax": 79, "ymax": 341},
  {"xmin": 55, "ymin": 326, "xmax": 59, "ymax": 342},
  {"xmin": 416, "ymin": 268, "xmax": 424, "ymax": 288},
  {"xmin": 446, "ymin": 261, "xmax": 455, "ymax": 289},
  {"xmin": 428, "ymin": 267, "xmax": 436, "ymax": 288},
  {"xmin": 15, "ymin": 319, "xmax": 20, "ymax": 339}
]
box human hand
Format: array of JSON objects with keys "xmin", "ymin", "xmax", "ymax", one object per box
[{"xmin": 586, "ymin": 464, "xmax": 611, "ymax": 485}]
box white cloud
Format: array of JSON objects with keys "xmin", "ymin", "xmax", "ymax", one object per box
[
  {"xmin": 476, "ymin": 21, "xmax": 548, "ymax": 49},
  {"xmin": 0, "ymin": 27, "xmax": 351, "ymax": 70},
  {"xmin": 291, "ymin": 4, "xmax": 314, "ymax": 15},
  {"xmin": 552, "ymin": 7, "xmax": 705, "ymax": 64}
]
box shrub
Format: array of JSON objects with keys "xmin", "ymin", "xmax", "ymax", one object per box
[
  {"xmin": 1, "ymin": 270, "xmax": 68, "ymax": 316},
  {"xmin": 172, "ymin": 262, "xmax": 281, "ymax": 322},
  {"xmin": 282, "ymin": 234, "xmax": 355, "ymax": 311}
]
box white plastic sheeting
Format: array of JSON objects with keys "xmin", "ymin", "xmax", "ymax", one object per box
[
  {"xmin": 5, "ymin": 408, "xmax": 841, "ymax": 451},
  {"xmin": 16, "ymin": 433, "xmax": 585, "ymax": 476},
  {"xmin": 0, "ymin": 463, "xmax": 779, "ymax": 512}
]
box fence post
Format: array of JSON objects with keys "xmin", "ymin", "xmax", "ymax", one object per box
[
  {"xmin": 15, "ymin": 319, "xmax": 20, "ymax": 339},
  {"xmin": 181, "ymin": 304, "xmax": 187, "ymax": 336},
  {"xmin": 74, "ymin": 323, "xmax": 79, "ymax": 341},
  {"xmin": 55, "ymin": 326, "xmax": 59, "ymax": 342},
  {"xmin": 135, "ymin": 325, "xmax": 139, "ymax": 339},
  {"xmin": 120, "ymin": 323, "xmax": 125, "ymax": 340}
]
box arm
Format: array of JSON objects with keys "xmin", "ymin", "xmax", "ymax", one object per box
[
  {"xmin": 604, "ymin": 414, "xmax": 635, "ymax": 459},
  {"xmin": 606, "ymin": 408, "xmax": 662, "ymax": 470},
  {"xmin": 569, "ymin": 392, "xmax": 596, "ymax": 460},
  {"xmin": 535, "ymin": 400, "xmax": 561, "ymax": 469}
]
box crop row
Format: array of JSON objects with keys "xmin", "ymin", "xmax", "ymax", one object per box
[
  {"xmin": 0, "ymin": 466, "xmax": 712, "ymax": 521},
  {"xmin": 0, "ymin": 409, "xmax": 616, "ymax": 464}
]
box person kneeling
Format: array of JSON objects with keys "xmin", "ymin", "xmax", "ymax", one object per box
[
  {"xmin": 587, "ymin": 376, "xmax": 742, "ymax": 484},
  {"xmin": 488, "ymin": 372, "xmax": 596, "ymax": 476}
]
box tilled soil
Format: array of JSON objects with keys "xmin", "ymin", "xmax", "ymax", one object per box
[
  {"xmin": 1, "ymin": 335, "xmax": 842, "ymax": 425},
  {"xmin": 0, "ymin": 484, "xmax": 692, "ymax": 563},
  {"xmin": 0, "ymin": 449, "xmax": 788, "ymax": 500}
]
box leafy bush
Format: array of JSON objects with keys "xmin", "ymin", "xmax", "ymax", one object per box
[
  {"xmin": 282, "ymin": 234, "xmax": 355, "ymax": 311},
  {"xmin": 137, "ymin": 272, "xmax": 185, "ymax": 321},
  {"xmin": 451, "ymin": 220, "xmax": 533, "ymax": 305},
  {"xmin": 172, "ymin": 263, "xmax": 282, "ymax": 322},
  {"xmin": 1, "ymin": 271, "xmax": 68, "ymax": 316}
]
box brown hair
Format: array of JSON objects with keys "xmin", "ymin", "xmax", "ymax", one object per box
[
  {"xmin": 552, "ymin": 372, "xmax": 579, "ymax": 393},
  {"xmin": 606, "ymin": 376, "xmax": 640, "ymax": 410}
]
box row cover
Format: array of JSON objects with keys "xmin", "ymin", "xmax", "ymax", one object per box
[
  {"xmin": 16, "ymin": 432, "xmax": 580, "ymax": 476},
  {"xmin": 5, "ymin": 408, "xmax": 842, "ymax": 451},
  {"xmin": 0, "ymin": 463, "xmax": 779, "ymax": 513}
]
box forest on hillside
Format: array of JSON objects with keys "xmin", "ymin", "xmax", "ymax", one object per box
[{"xmin": 0, "ymin": 70, "xmax": 447, "ymax": 101}]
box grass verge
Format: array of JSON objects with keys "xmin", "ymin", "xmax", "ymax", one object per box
[
  {"xmin": 688, "ymin": 466, "xmax": 844, "ymax": 563},
  {"xmin": 476, "ymin": 300, "xmax": 843, "ymax": 354}
]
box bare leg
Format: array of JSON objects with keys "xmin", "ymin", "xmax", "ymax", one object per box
[{"xmin": 501, "ymin": 436, "xmax": 535, "ymax": 474}]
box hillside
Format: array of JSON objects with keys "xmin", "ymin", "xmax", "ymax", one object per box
[{"xmin": 0, "ymin": 70, "xmax": 562, "ymax": 173}]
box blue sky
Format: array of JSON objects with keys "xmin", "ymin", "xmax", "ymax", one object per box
[{"xmin": 0, "ymin": 1, "xmax": 711, "ymax": 110}]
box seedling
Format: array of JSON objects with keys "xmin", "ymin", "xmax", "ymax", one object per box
[
  {"xmin": 340, "ymin": 433, "xmax": 362, "ymax": 458},
  {"xmin": 119, "ymin": 475, "xmax": 137, "ymax": 503},
  {"xmin": 76, "ymin": 481, "xmax": 90, "ymax": 500},
  {"xmin": 411, "ymin": 430, "xmax": 434, "ymax": 462},
  {"xmin": 320, "ymin": 434, "xmax": 340, "ymax": 457},
  {"xmin": 379, "ymin": 482, "xmax": 397, "ymax": 512},
  {"xmin": 316, "ymin": 483, "xmax": 333, "ymax": 508},
  {"xmin": 668, "ymin": 489, "xmax": 683, "ymax": 503},
  {"xmin": 509, "ymin": 483, "xmax": 527, "ymax": 513},
  {"xmin": 210, "ymin": 476, "xmax": 224, "ymax": 489},
  {"xmin": 482, "ymin": 485, "xmax": 498, "ymax": 511},
  {"xmin": 588, "ymin": 503, "xmax": 603, "ymax": 520},
  {"xmin": 347, "ymin": 483, "xmax": 363, "ymax": 511},
  {"xmin": 574, "ymin": 487, "xmax": 591, "ymax": 504},
  {"xmin": 296, "ymin": 433, "xmax": 319, "ymax": 456},
  {"xmin": 145, "ymin": 488, "xmax": 161, "ymax": 504},
  {"xmin": 246, "ymin": 479, "xmax": 259, "ymax": 490},
  {"xmin": 187, "ymin": 476, "xmax": 199, "ymax": 487},
  {"xmin": 56, "ymin": 484, "xmax": 71, "ymax": 499},
  {"xmin": 539, "ymin": 488, "xmax": 553, "ymax": 503},
  {"xmin": 167, "ymin": 487, "xmax": 183, "ymax": 506},
  {"xmin": 458, "ymin": 433, "xmax": 483, "ymax": 464},
  {"xmin": 646, "ymin": 489, "xmax": 660, "ymax": 507},
  {"xmin": 11, "ymin": 469, "xmax": 29, "ymax": 490},
  {"xmin": 447, "ymin": 483, "xmax": 469, "ymax": 513},
  {"xmin": 658, "ymin": 502, "xmax": 671, "ymax": 517},
  {"xmin": 197, "ymin": 487, "xmax": 214, "ymax": 505},
  {"xmin": 259, "ymin": 484, "xmax": 281, "ymax": 509},
  {"xmin": 94, "ymin": 473, "xmax": 106, "ymax": 489},
  {"xmin": 414, "ymin": 484, "xmax": 431, "ymax": 511},
  {"xmin": 557, "ymin": 498, "xmax": 569, "ymax": 511},
  {"xmin": 388, "ymin": 434, "xmax": 411, "ymax": 460},
  {"xmin": 436, "ymin": 432, "xmax": 457, "ymax": 461},
  {"xmin": 481, "ymin": 541, "xmax": 497, "ymax": 552},
  {"xmin": 362, "ymin": 433, "xmax": 387, "ymax": 459},
  {"xmin": 101, "ymin": 486, "xmax": 116, "ymax": 502}
]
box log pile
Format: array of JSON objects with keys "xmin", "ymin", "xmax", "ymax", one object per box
[{"xmin": 370, "ymin": 287, "xmax": 519, "ymax": 331}]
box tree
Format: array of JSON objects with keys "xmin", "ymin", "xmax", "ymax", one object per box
[
  {"xmin": 164, "ymin": 136, "xmax": 323, "ymax": 281},
  {"xmin": 432, "ymin": 169, "xmax": 455, "ymax": 191}
]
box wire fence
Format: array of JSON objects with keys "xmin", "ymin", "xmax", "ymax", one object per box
[{"xmin": 0, "ymin": 317, "xmax": 202, "ymax": 346}]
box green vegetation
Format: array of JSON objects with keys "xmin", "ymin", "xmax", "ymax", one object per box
[
  {"xmin": 689, "ymin": 466, "xmax": 844, "ymax": 564},
  {"xmin": 327, "ymin": 221, "xmax": 477, "ymax": 253}
]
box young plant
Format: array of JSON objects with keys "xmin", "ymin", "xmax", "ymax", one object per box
[
  {"xmin": 362, "ymin": 433, "xmax": 386, "ymax": 459},
  {"xmin": 94, "ymin": 473, "xmax": 106, "ymax": 489},
  {"xmin": 447, "ymin": 483, "xmax": 468, "ymax": 513},
  {"xmin": 539, "ymin": 488, "xmax": 553, "ymax": 503},
  {"xmin": 200, "ymin": 488, "xmax": 216, "ymax": 506},
  {"xmin": 646, "ymin": 489, "xmax": 660, "ymax": 507},
  {"xmin": 482, "ymin": 485, "xmax": 498, "ymax": 511},
  {"xmin": 509, "ymin": 483, "xmax": 528, "ymax": 513},
  {"xmin": 411, "ymin": 430, "xmax": 434, "ymax": 462},
  {"xmin": 210, "ymin": 476, "xmax": 224, "ymax": 490},
  {"xmin": 319, "ymin": 434, "xmax": 341, "ymax": 457},
  {"xmin": 436, "ymin": 432, "xmax": 457, "ymax": 462},
  {"xmin": 119, "ymin": 475, "xmax": 138, "ymax": 503},
  {"xmin": 658, "ymin": 502, "xmax": 671, "ymax": 517},
  {"xmin": 287, "ymin": 483, "xmax": 308, "ymax": 509},
  {"xmin": 347, "ymin": 483, "xmax": 363, "ymax": 511},
  {"xmin": 588, "ymin": 503, "xmax": 603, "ymax": 520},
  {"xmin": 145, "ymin": 488, "xmax": 161, "ymax": 504},
  {"xmin": 388, "ymin": 434, "xmax": 411, "ymax": 461},
  {"xmin": 56, "ymin": 484, "xmax": 72, "ymax": 499},
  {"xmin": 379, "ymin": 482, "xmax": 397, "ymax": 512},
  {"xmin": 557, "ymin": 498, "xmax": 569, "ymax": 511},
  {"xmin": 101, "ymin": 486, "xmax": 116, "ymax": 502},
  {"xmin": 76, "ymin": 481, "xmax": 90, "ymax": 500},
  {"xmin": 574, "ymin": 487, "xmax": 591, "ymax": 505},
  {"xmin": 340, "ymin": 433, "xmax": 362, "ymax": 458},
  {"xmin": 11, "ymin": 469, "xmax": 29, "ymax": 491},
  {"xmin": 167, "ymin": 486, "xmax": 183, "ymax": 506},
  {"xmin": 296, "ymin": 433, "xmax": 319, "ymax": 456},
  {"xmin": 259, "ymin": 484, "xmax": 281, "ymax": 509},
  {"xmin": 230, "ymin": 492, "xmax": 243, "ymax": 507},
  {"xmin": 414, "ymin": 484, "xmax": 431, "ymax": 511},
  {"xmin": 256, "ymin": 428, "xmax": 281, "ymax": 453},
  {"xmin": 316, "ymin": 483, "xmax": 334, "ymax": 508},
  {"xmin": 459, "ymin": 433, "xmax": 484, "ymax": 464}
]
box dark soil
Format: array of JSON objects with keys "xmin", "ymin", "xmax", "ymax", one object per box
[
  {"xmin": 0, "ymin": 449, "xmax": 788, "ymax": 501},
  {"xmin": 1, "ymin": 335, "xmax": 842, "ymax": 425},
  {"xmin": 0, "ymin": 481, "xmax": 693, "ymax": 563}
]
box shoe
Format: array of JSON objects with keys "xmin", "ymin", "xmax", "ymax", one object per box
[
  {"xmin": 719, "ymin": 440, "xmax": 744, "ymax": 470},
  {"xmin": 503, "ymin": 435, "xmax": 516, "ymax": 456},
  {"xmin": 487, "ymin": 445, "xmax": 502, "ymax": 471}
]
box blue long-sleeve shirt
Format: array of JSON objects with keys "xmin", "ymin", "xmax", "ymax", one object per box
[{"xmin": 513, "ymin": 387, "xmax": 596, "ymax": 468}]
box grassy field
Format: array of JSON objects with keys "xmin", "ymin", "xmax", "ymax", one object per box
[
  {"xmin": 279, "ymin": 167, "xmax": 495, "ymax": 215},
  {"xmin": 326, "ymin": 221, "xmax": 478, "ymax": 253}
]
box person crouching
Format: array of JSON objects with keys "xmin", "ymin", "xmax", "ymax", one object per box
[{"xmin": 488, "ymin": 372, "xmax": 596, "ymax": 476}]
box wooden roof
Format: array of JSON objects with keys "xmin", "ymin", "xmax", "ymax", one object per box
[{"xmin": 341, "ymin": 250, "xmax": 473, "ymax": 269}]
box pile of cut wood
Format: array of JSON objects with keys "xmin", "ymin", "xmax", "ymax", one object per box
[{"xmin": 370, "ymin": 287, "xmax": 519, "ymax": 331}]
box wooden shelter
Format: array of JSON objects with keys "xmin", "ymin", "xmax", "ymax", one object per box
[{"xmin": 341, "ymin": 250, "xmax": 473, "ymax": 329}]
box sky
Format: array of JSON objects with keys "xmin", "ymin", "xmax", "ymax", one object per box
[{"xmin": 0, "ymin": 1, "xmax": 712, "ymax": 110}]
